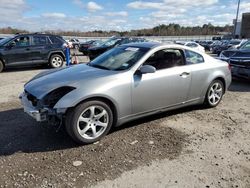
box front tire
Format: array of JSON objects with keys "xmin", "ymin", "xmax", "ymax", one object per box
[
  {"xmin": 49, "ymin": 54, "xmax": 64, "ymax": 68},
  {"xmin": 0, "ymin": 60, "xmax": 4, "ymax": 73},
  {"xmin": 204, "ymin": 80, "xmax": 224, "ymax": 107},
  {"xmin": 65, "ymin": 100, "xmax": 113, "ymax": 144}
]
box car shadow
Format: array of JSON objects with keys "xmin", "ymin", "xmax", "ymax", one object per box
[
  {"xmin": 0, "ymin": 105, "xmax": 202, "ymax": 156},
  {"xmin": 0, "ymin": 108, "xmax": 77, "ymax": 156},
  {"xmin": 229, "ymin": 79, "xmax": 250, "ymax": 92}
]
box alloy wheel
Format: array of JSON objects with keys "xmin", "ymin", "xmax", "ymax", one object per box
[
  {"xmin": 208, "ymin": 82, "xmax": 223, "ymax": 105},
  {"xmin": 51, "ymin": 56, "xmax": 63, "ymax": 67},
  {"xmin": 77, "ymin": 105, "xmax": 109, "ymax": 140}
]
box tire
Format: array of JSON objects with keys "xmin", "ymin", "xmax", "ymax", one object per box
[
  {"xmin": 74, "ymin": 45, "xmax": 79, "ymax": 50},
  {"xmin": 204, "ymin": 80, "xmax": 224, "ymax": 108},
  {"xmin": 0, "ymin": 60, "xmax": 4, "ymax": 73},
  {"xmin": 65, "ymin": 100, "xmax": 113, "ymax": 144},
  {"xmin": 49, "ymin": 54, "xmax": 64, "ymax": 68}
]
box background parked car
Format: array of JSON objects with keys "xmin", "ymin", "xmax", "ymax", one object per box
[
  {"xmin": 78, "ymin": 40, "xmax": 103, "ymax": 55},
  {"xmin": 69, "ymin": 38, "xmax": 80, "ymax": 49},
  {"xmin": 0, "ymin": 33, "xmax": 66, "ymax": 72},
  {"xmin": 199, "ymin": 41, "xmax": 213, "ymax": 51},
  {"xmin": 87, "ymin": 37, "xmax": 146, "ymax": 60},
  {"xmin": 219, "ymin": 40, "xmax": 250, "ymax": 80},
  {"xmin": 175, "ymin": 41, "xmax": 205, "ymax": 52},
  {"xmin": 212, "ymin": 40, "xmax": 243, "ymax": 56}
]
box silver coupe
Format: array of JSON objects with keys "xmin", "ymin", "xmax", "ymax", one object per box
[{"xmin": 20, "ymin": 42, "xmax": 231, "ymax": 144}]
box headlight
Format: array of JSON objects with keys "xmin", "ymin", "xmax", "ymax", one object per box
[{"xmin": 43, "ymin": 86, "xmax": 76, "ymax": 108}]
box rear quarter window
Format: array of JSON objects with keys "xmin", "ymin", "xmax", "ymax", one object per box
[
  {"xmin": 49, "ymin": 36, "xmax": 64, "ymax": 44},
  {"xmin": 185, "ymin": 50, "xmax": 204, "ymax": 64}
]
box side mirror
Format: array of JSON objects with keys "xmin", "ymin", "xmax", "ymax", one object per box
[{"xmin": 139, "ymin": 65, "xmax": 156, "ymax": 74}]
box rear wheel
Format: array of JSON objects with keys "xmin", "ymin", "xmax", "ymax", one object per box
[
  {"xmin": 65, "ymin": 100, "xmax": 113, "ymax": 144},
  {"xmin": 50, "ymin": 54, "xmax": 64, "ymax": 68},
  {"xmin": 0, "ymin": 60, "xmax": 4, "ymax": 73},
  {"xmin": 74, "ymin": 44, "xmax": 79, "ymax": 50},
  {"xmin": 204, "ymin": 80, "xmax": 224, "ymax": 107}
]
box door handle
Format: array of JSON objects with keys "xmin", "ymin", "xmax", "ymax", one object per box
[{"xmin": 180, "ymin": 72, "xmax": 190, "ymax": 77}]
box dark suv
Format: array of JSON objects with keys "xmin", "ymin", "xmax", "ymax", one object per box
[
  {"xmin": 0, "ymin": 33, "xmax": 66, "ymax": 72},
  {"xmin": 87, "ymin": 37, "xmax": 146, "ymax": 60}
]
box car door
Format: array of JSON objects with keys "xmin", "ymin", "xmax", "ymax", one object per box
[
  {"xmin": 132, "ymin": 48, "xmax": 192, "ymax": 114},
  {"xmin": 30, "ymin": 35, "xmax": 49, "ymax": 63},
  {"xmin": 184, "ymin": 49, "xmax": 210, "ymax": 101},
  {"xmin": 4, "ymin": 36, "xmax": 33, "ymax": 66}
]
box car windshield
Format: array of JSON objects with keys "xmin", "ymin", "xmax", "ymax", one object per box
[
  {"xmin": 0, "ymin": 37, "xmax": 13, "ymax": 45},
  {"xmin": 101, "ymin": 38, "xmax": 120, "ymax": 47},
  {"xmin": 93, "ymin": 40, "xmax": 103, "ymax": 46},
  {"xmin": 88, "ymin": 46, "xmax": 149, "ymax": 71},
  {"xmin": 240, "ymin": 41, "xmax": 250, "ymax": 50}
]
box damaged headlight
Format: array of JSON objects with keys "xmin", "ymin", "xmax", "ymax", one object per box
[{"xmin": 43, "ymin": 86, "xmax": 76, "ymax": 108}]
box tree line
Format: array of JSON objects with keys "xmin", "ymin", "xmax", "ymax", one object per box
[{"xmin": 0, "ymin": 23, "xmax": 233, "ymax": 37}]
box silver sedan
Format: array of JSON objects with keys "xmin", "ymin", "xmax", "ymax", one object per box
[{"xmin": 20, "ymin": 42, "xmax": 231, "ymax": 144}]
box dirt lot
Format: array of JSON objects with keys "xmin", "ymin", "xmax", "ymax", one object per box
[{"xmin": 0, "ymin": 64, "xmax": 249, "ymax": 188}]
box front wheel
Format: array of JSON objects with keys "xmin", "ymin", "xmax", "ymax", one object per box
[
  {"xmin": 204, "ymin": 80, "xmax": 224, "ymax": 107},
  {"xmin": 0, "ymin": 60, "xmax": 4, "ymax": 73},
  {"xmin": 49, "ymin": 54, "xmax": 64, "ymax": 68},
  {"xmin": 65, "ymin": 100, "xmax": 113, "ymax": 144}
]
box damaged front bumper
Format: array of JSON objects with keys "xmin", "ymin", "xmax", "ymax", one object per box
[{"xmin": 19, "ymin": 92, "xmax": 48, "ymax": 122}]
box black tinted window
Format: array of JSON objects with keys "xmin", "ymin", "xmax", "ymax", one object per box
[
  {"xmin": 49, "ymin": 36, "xmax": 63, "ymax": 44},
  {"xmin": 33, "ymin": 36, "xmax": 47, "ymax": 45},
  {"xmin": 185, "ymin": 50, "xmax": 204, "ymax": 64},
  {"xmin": 144, "ymin": 49, "xmax": 185, "ymax": 70}
]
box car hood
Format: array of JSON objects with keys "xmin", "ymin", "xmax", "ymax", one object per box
[
  {"xmin": 222, "ymin": 49, "xmax": 250, "ymax": 58},
  {"xmin": 25, "ymin": 64, "xmax": 118, "ymax": 99}
]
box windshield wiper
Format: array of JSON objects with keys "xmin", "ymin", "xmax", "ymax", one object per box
[{"xmin": 88, "ymin": 64, "xmax": 111, "ymax": 70}]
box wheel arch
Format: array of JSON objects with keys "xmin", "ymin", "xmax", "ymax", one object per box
[
  {"xmin": 66, "ymin": 96, "xmax": 118, "ymax": 126},
  {"xmin": 213, "ymin": 77, "xmax": 226, "ymax": 94},
  {"xmin": 48, "ymin": 51, "xmax": 66, "ymax": 61},
  {"xmin": 201, "ymin": 74, "xmax": 227, "ymax": 102}
]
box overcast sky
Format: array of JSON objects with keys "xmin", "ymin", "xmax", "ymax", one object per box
[{"xmin": 0, "ymin": 0, "xmax": 249, "ymax": 31}]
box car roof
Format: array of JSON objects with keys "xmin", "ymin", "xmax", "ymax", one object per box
[
  {"xmin": 122, "ymin": 42, "xmax": 207, "ymax": 55},
  {"xmin": 14, "ymin": 33, "xmax": 62, "ymax": 38},
  {"xmin": 122, "ymin": 42, "xmax": 160, "ymax": 49}
]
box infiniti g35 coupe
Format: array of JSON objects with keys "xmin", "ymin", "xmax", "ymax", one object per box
[{"xmin": 20, "ymin": 42, "xmax": 231, "ymax": 144}]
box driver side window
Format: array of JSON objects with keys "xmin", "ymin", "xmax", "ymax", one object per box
[
  {"xmin": 10, "ymin": 36, "xmax": 30, "ymax": 47},
  {"xmin": 144, "ymin": 49, "xmax": 185, "ymax": 70}
]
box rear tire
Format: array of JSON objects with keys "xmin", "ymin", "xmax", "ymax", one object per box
[
  {"xmin": 74, "ymin": 45, "xmax": 79, "ymax": 50},
  {"xmin": 49, "ymin": 54, "xmax": 64, "ymax": 68},
  {"xmin": 65, "ymin": 100, "xmax": 113, "ymax": 144},
  {"xmin": 0, "ymin": 60, "xmax": 3, "ymax": 73},
  {"xmin": 204, "ymin": 80, "xmax": 224, "ymax": 108}
]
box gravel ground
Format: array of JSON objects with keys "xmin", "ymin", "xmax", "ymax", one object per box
[{"xmin": 0, "ymin": 63, "xmax": 249, "ymax": 188}]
